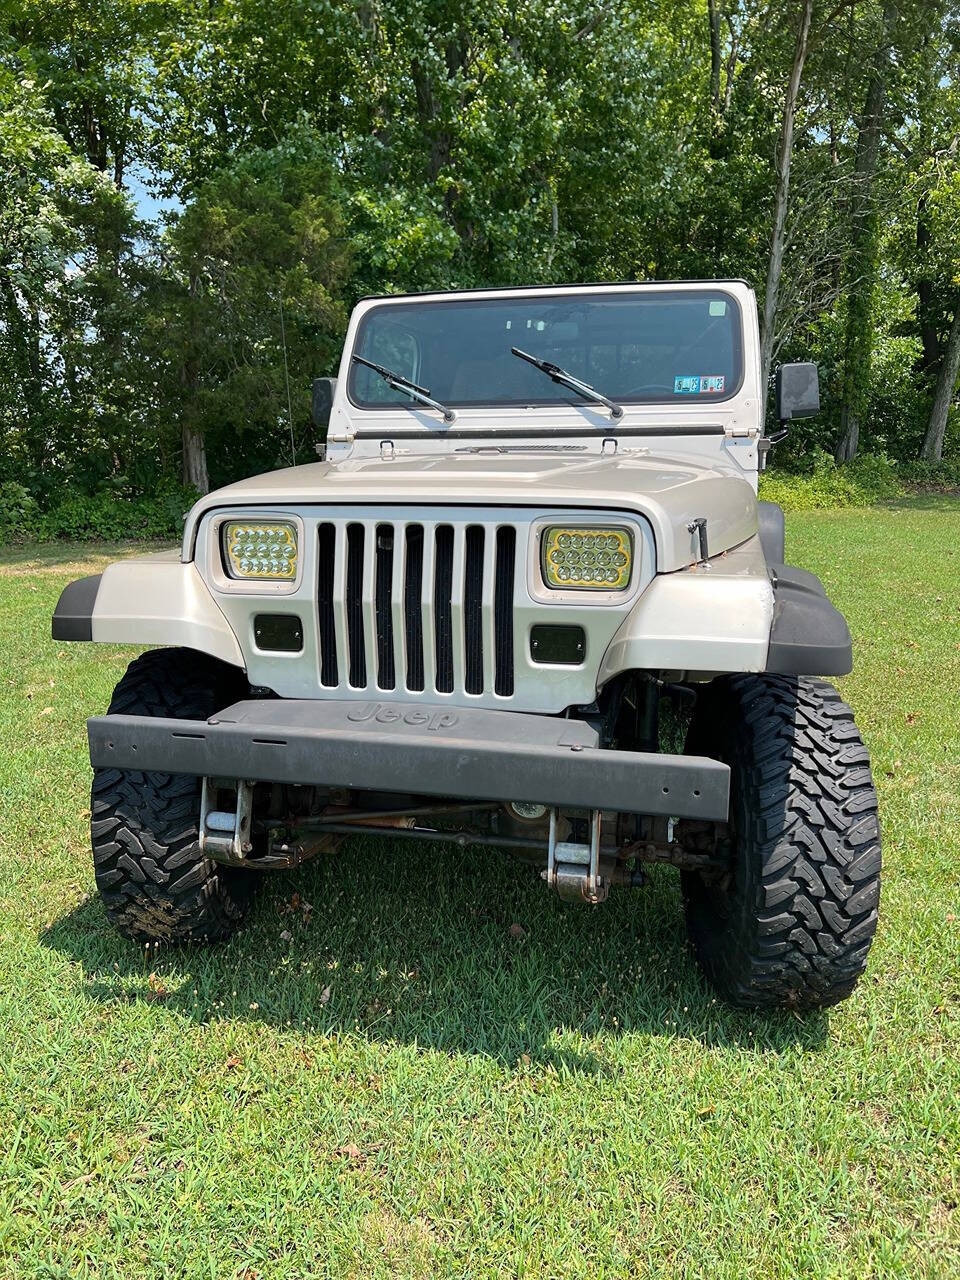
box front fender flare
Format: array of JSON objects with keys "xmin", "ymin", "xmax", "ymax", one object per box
[
  {"xmin": 598, "ymin": 535, "xmax": 853, "ymax": 681},
  {"xmin": 52, "ymin": 554, "xmax": 244, "ymax": 668},
  {"xmin": 598, "ymin": 535, "xmax": 775, "ymax": 681},
  {"xmin": 766, "ymin": 563, "xmax": 852, "ymax": 676}
]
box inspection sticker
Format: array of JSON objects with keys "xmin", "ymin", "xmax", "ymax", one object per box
[{"xmin": 674, "ymin": 374, "xmax": 725, "ymax": 394}]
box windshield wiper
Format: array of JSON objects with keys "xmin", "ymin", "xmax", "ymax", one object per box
[
  {"xmin": 511, "ymin": 348, "xmax": 623, "ymax": 420},
  {"xmin": 352, "ymin": 354, "xmax": 456, "ymax": 423}
]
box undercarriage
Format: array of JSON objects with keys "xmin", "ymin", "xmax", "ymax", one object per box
[{"xmin": 197, "ymin": 777, "xmax": 730, "ymax": 904}]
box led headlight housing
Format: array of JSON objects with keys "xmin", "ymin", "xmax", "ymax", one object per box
[
  {"xmin": 222, "ymin": 521, "xmax": 298, "ymax": 581},
  {"xmin": 541, "ymin": 526, "xmax": 632, "ymax": 591}
]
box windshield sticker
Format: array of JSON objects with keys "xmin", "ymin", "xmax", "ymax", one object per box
[
  {"xmin": 674, "ymin": 375, "xmax": 725, "ymax": 394},
  {"xmin": 709, "ymin": 300, "xmax": 727, "ymax": 316}
]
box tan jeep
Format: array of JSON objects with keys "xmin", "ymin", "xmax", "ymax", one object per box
[{"xmin": 53, "ymin": 281, "xmax": 880, "ymax": 1009}]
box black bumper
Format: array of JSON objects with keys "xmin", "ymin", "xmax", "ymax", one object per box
[{"xmin": 88, "ymin": 698, "xmax": 730, "ymax": 821}]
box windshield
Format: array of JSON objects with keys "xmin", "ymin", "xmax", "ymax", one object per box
[{"xmin": 348, "ymin": 289, "xmax": 742, "ymax": 410}]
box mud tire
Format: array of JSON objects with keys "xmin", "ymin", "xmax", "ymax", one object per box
[
  {"xmin": 682, "ymin": 674, "xmax": 881, "ymax": 1010},
  {"xmin": 91, "ymin": 648, "xmax": 255, "ymax": 944}
]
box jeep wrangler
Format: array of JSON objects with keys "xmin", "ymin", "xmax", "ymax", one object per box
[{"xmin": 53, "ymin": 281, "xmax": 880, "ymax": 1009}]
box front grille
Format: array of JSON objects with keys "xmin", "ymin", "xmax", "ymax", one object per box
[{"xmin": 316, "ymin": 518, "xmax": 517, "ymax": 698}]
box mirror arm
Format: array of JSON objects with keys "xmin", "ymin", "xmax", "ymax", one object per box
[{"xmin": 758, "ymin": 427, "xmax": 788, "ymax": 473}]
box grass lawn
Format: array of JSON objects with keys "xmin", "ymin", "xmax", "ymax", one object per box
[{"xmin": 1, "ymin": 499, "xmax": 958, "ymax": 1278}]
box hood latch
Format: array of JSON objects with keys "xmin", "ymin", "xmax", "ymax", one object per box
[{"xmin": 687, "ymin": 517, "xmax": 709, "ymax": 563}]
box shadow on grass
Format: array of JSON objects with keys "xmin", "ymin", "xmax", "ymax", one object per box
[
  {"xmin": 0, "ymin": 540, "xmax": 171, "ymax": 570},
  {"xmin": 42, "ymin": 835, "xmax": 827, "ymax": 1069},
  {"xmin": 879, "ymin": 493, "xmax": 960, "ymax": 511}
]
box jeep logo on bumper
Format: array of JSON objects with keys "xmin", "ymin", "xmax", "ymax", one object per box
[{"xmin": 347, "ymin": 702, "xmax": 460, "ymax": 732}]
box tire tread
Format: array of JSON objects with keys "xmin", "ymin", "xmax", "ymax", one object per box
[
  {"xmin": 91, "ymin": 648, "xmax": 252, "ymax": 944},
  {"xmin": 683, "ymin": 674, "xmax": 881, "ymax": 1010}
]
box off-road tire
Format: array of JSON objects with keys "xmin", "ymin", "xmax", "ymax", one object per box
[
  {"xmin": 91, "ymin": 648, "xmax": 255, "ymax": 944},
  {"xmin": 682, "ymin": 674, "xmax": 880, "ymax": 1010}
]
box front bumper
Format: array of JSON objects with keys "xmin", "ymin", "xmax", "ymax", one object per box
[{"xmin": 87, "ymin": 698, "xmax": 730, "ymax": 821}]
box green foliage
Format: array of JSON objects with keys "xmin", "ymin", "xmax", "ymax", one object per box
[
  {"xmin": 0, "ymin": 481, "xmax": 197, "ymax": 543},
  {"xmin": 2, "ymin": 1, "xmax": 960, "ymax": 512},
  {"xmin": 760, "ymin": 449, "xmax": 960, "ymax": 511},
  {"xmin": 0, "ymin": 61, "xmax": 157, "ymax": 505},
  {"xmin": 144, "ymin": 130, "xmax": 351, "ymax": 486},
  {"xmin": 0, "ymin": 482, "xmax": 40, "ymax": 543}
]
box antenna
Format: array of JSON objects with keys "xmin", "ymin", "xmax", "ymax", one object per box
[{"xmin": 278, "ymin": 291, "xmax": 296, "ymax": 465}]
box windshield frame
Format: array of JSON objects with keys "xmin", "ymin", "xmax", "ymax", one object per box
[{"xmin": 346, "ymin": 287, "xmax": 745, "ymax": 414}]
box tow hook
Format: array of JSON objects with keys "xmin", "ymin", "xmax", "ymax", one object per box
[
  {"xmin": 199, "ymin": 777, "xmax": 255, "ymax": 862},
  {"xmin": 542, "ymin": 808, "xmax": 608, "ymax": 904}
]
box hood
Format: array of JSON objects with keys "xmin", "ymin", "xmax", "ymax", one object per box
[{"xmin": 183, "ymin": 450, "xmax": 757, "ymax": 573}]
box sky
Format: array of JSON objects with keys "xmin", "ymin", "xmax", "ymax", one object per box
[{"xmin": 127, "ymin": 165, "xmax": 181, "ymax": 225}]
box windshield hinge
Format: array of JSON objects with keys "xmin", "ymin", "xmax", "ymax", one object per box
[
  {"xmin": 601, "ymin": 437, "xmax": 618, "ymax": 455},
  {"xmin": 379, "ymin": 439, "xmax": 395, "ymax": 460}
]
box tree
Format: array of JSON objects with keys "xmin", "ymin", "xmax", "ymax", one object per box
[
  {"xmin": 146, "ymin": 134, "xmax": 351, "ymax": 491},
  {"xmin": 922, "ymin": 304, "xmax": 960, "ymax": 459},
  {"xmin": 4, "ymin": 0, "xmax": 960, "ymax": 522},
  {"xmin": 914, "ymin": 33, "xmax": 960, "ymax": 460},
  {"xmin": 834, "ymin": 3, "xmax": 896, "ymax": 463},
  {"xmin": 759, "ymin": 0, "xmax": 814, "ymax": 419},
  {"xmin": 920, "ymin": 152, "xmax": 960, "ymax": 460},
  {"xmin": 0, "ymin": 67, "xmax": 135, "ymax": 495}
]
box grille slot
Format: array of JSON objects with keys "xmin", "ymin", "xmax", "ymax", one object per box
[
  {"xmin": 404, "ymin": 525, "xmax": 425, "ymax": 691},
  {"xmin": 464, "ymin": 526, "xmax": 485, "ymax": 695},
  {"xmin": 345, "ymin": 523, "xmax": 366, "ymax": 688},
  {"xmin": 434, "ymin": 525, "xmax": 455, "ymax": 694},
  {"xmin": 317, "ymin": 523, "xmax": 338, "ymax": 687},
  {"xmin": 375, "ymin": 524, "xmax": 395, "ymax": 690},
  {"xmin": 494, "ymin": 527, "xmax": 516, "ymax": 696}
]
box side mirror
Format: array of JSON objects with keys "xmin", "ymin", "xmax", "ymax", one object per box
[
  {"xmin": 775, "ymin": 362, "xmax": 820, "ymax": 422},
  {"xmin": 311, "ymin": 377, "xmax": 337, "ymax": 430}
]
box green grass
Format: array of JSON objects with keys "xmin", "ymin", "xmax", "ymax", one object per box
[{"xmin": 1, "ymin": 500, "xmax": 958, "ymax": 1278}]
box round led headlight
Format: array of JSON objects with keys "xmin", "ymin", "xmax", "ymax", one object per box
[
  {"xmin": 541, "ymin": 526, "xmax": 632, "ymax": 591},
  {"xmin": 222, "ymin": 521, "xmax": 298, "ymax": 581}
]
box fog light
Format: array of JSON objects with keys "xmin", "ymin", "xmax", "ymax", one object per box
[
  {"xmin": 530, "ymin": 624, "xmax": 586, "ymax": 664},
  {"xmin": 223, "ymin": 521, "xmax": 298, "ymax": 581},
  {"xmin": 541, "ymin": 526, "xmax": 632, "ymax": 590},
  {"xmin": 254, "ymin": 613, "xmax": 303, "ymax": 652}
]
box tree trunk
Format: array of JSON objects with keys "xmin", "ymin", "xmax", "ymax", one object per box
[
  {"xmin": 835, "ymin": 6, "xmax": 893, "ymax": 463},
  {"xmin": 760, "ymin": 0, "xmax": 814, "ymax": 422},
  {"xmin": 182, "ymin": 422, "xmax": 209, "ymax": 493},
  {"xmin": 180, "ymin": 265, "xmax": 208, "ymax": 493},
  {"xmin": 708, "ymin": 0, "xmax": 723, "ymax": 113},
  {"xmin": 915, "ymin": 195, "xmax": 941, "ymax": 376},
  {"xmin": 921, "ymin": 303, "xmax": 960, "ymax": 462}
]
